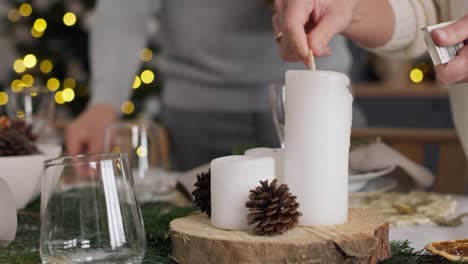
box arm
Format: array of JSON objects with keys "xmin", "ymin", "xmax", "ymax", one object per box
[{"xmin": 66, "ymin": 0, "xmax": 150, "ymax": 155}]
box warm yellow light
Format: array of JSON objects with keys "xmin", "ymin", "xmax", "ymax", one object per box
[
  {"xmin": 18, "ymin": 3, "xmax": 32, "ymax": 17},
  {"xmin": 112, "ymin": 147, "xmax": 121, "ymax": 153},
  {"xmin": 63, "ymin": 78, "xmax": 76, "ymax": 89},
  {"xmin": 33, "ymin": 18, "xmax": 47, "ymax": 32},
  {"xmin": 0, "ymin": 92, "xmax": 8, "ymax": 105},
  {"xmin": 23, "ymin": 54, "xmax": 37, "ymax": 68},
  {"xmin": 54, "ymin": 91, "xmax": 65, "ymax": 104},
  {"xmin": 140, "ymin": 70, "xmax": 155, "ymax": 84},
  {"xmin": 62, "ymin": 88, "xmax": 75, "ymax": 102},
  {"xmin": 410, "ymin": 68, "xmax": 424, "ymax": 83},
  {"xmin": 63, "ymin": 12, "xmax": 77, "ymax": 26},
  {"xmin": 11, "ymin": 79, "xmax": 24, "ymax": 92},
  {"xmin": 13, "ymin": 59, "xmax": 26, "ymax": 73},
  {"xmin": 31, "ymin": 27, "xmax": 44, "ymax": 38},
  {"xmin": 132, "ymin": 76, "xmax": 141, "ymax": 89},
  {"xmin": 21, "ymin": 74, "xmax": 34, "ymax": 87},
  {"xmin": 139, "ymin": 49, "xmax": 153, "ymax": 62},
  {"xmin": 30, "ymin": 92, "xmax": 38, "ymax": 97},
  {"xmin": 46, "ymin": 78, "xmax": 60, "ymax": 91},
  {"xmin": 40, "ymin": 60, "xmax": 53, "ymax": 73},
  {"xmin": 8, "ymin": 9, "xmax": 20, "ymax": 22},
  {"xmin": 121, "ymin": 101, "xmax": 135, "ymax": 114},
  {"xmin": 136, "ymin": 146, "xmax": 148, "ymax": 157},
  {"xmin": 16, "ymin": 110, "xmax": 25, "ymax": 120}
]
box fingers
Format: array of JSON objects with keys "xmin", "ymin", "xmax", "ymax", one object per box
[
  {"xmin": 432, "ymin": 15, "xmax": 468, "ymax": 47},
  {"xmin": 307, "ymin": 11, "xmax": 345, "ymax": 56},
  {"xmin": 435, "ymin": 45, "xmax": 468, "ymax": 85},
  {"xmin": 66, "ymin": 126, "xmax": 88, "ymax": 155},
  {"xmin": 282, "ymin": 0, "xmax": 314, "ymax": 63},
  {"xmin": 273, "ymin": 13, "xmax": 300, "ymax": 61}
]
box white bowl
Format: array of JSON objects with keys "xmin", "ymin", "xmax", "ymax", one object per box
[{"xmin": 0, "ymin": 143, "xmax": 62, "ymax": 209}]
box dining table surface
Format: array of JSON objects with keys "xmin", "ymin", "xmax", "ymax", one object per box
[{"xmin": 390, "ymin": 194, "xmax": 468, "ymax": 250}]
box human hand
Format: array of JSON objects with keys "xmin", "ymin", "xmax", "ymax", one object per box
[
  {"xmin": 272, "ymin": 0, "xmax": 360, "ymax": 66},
  {"xmin": 432, "ymin": 16, "xmax": 468, "ymax": 85},
  {"xmin": 65, "ymin": 104, "xmax": 117, "ymax": 155}
]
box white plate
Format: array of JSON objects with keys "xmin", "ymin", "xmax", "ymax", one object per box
[
  {"xmin": 348, "ymin": 166, "xmax": 396, "ymax": 192},
  {"xmin": 350, "ymin": 177, "xmax": 398, "ymax": 197}
]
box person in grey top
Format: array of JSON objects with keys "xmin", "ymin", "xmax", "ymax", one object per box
[{"xmin": 66, "ymin": 0, "xmax": 355, "ymax": 170}]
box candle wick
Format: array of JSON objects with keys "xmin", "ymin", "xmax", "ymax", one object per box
[{"xmin": 308, "ymin": 50, "xmax": 316, "ymax": 71}]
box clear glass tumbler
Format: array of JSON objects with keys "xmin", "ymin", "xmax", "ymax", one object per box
[
  {"xmin": 40, "ymin": 153, "xmax": 146, "ymax": 264},
  {"xmin": 269, "ymin": 83, "xmax": 286, "ymax": 147}
]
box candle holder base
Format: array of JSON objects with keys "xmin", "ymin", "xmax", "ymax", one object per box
[{"xmin": 169, "ymin": 208, "xmax": 391, "ymax": 264}]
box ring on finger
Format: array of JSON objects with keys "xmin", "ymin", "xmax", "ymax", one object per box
[{"xmin": 275, "ymin": 32, "xmax": 284, "ymax": 42}]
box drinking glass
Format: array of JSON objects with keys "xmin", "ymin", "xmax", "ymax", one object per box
[
  {"xmin": 40, "ymin": 153, "xmax": 146, "ymax": 264},
  {"xmin": 6, "ymin": 86, "xmax": 56, "ymax": 142},
  {"xmin": 269, "ymin": 83, "xmax": 286, "ymax": 147},
  {"xmin": 103, "ymin": 121, "xmax": 175, "ymax": 202}
]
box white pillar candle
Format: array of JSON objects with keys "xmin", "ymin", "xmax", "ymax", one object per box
[
  {"xmin": 245, "ymin": 148, "xmax": 283, "ymax": 182},
  {"xmin": 210, "ymin": 155, "xmax": 274, "ymax": 230},
  {"xmin": 284, "ymin": 70, "xmax": 353, "ymax": 226}
]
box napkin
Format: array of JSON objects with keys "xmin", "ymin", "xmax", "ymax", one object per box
[
  {"xmin": 0, "ymin": 178, "xmax": 17, "ymax": 248},
  {"xmin": 349, "ymin": 141, "xmax": 435, "ymax": 189}
]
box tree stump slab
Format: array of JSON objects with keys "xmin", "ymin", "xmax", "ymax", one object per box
[{"xmin": 170, "ymin": 208, "xmax": 391, "ymax": 264}]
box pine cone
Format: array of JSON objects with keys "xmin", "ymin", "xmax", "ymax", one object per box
[
  {"xmin": 0, "ymin": 128, "xmax": 39, "ymax": 156},
  {"xmin": 246, "ymin": 179, "xmax": 302, "ymax": 236},
  {"xmin": 192, "ymin": 170, "xmax": 211, "ymax": 217}
]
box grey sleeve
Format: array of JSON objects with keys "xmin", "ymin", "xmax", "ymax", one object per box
[{"xmin": 88, "ymin": 0, "xmax": 150, "ymax": 112}]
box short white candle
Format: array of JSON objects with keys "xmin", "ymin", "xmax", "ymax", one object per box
[
  {"xmin": 284, "ymin": 70, "xmax": 353, "ymax": 226},
  {"xmin": 245, "ymin": 148, "xmax": 283, "ymax": 182},
  {"xmin": 210, "ymin": 155, "xmax": 275, "ymax": 230}
]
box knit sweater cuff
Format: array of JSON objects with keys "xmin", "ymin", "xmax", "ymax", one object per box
[{"xmin": 369, "ymin": 0, "xmax": 417, "ymax": 53}]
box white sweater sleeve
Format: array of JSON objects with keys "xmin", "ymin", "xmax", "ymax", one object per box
[
  {"xmin": 88, "ymin": 0, "xmax": 150, "ymax": 111},
  {"xmin": 369, "ymin": 0, "xmax": 437, "ymax": 59}
]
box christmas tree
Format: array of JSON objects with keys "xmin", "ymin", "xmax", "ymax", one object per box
[{"xmin": 2, "ymin": 0, "xmax": 161, "ymax": 117}]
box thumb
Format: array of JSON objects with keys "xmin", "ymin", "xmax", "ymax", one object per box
[
  {"xmin": 432, "ymin": 17, "xmax": 468, "ymax": 47},
  {"xmin": 307, "ymin": 13, "xmax": 344, "ymax": 56}
]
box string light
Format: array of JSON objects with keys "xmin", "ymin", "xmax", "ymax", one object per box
[
  {"xmin": 140, "ymin": 70, "xmax": 155, "ymax": 84},
  {"xmin": 11, "ymin": 79, "xmax": 24, "ymax": 92},
  {"xmin": 54, "ymin": 91, "xmax": 65, "ymax": 104},
  {"xmin": 21, "ymin": 74, "xmax": 34, "ymax": 87},
  {"xmin": 31, "ymin": 27, "xmax": 44, "ymax": 38},
  {"xmin": 132, "ymin": 76, "xmax": 141, "ymax": 89},
  {"xmin": 13, "ymin": 59, "xmax": 26, "ymax": 73},
  {"xmin": 63, "ymin": 78, "xmax": 76, "ymax": 89},
  {"xmin": 121, "ymin": 101, "xmax": 135, "ymax": 114},
  {"xmin": 30, "ymin": 92, "xmax": 38, "ymax": 97},
  {"xmin": 16, "ymin": 110, "xmax": 25, "ymax": 119},
  {"xmin": 8, "ymin": 9, "xmax": 20, "ymax": 22},
  {"xmin": 63, "ymin": 12, "xmax": 77, "ymax": 26},
  {"xmin": 33, "ymin": 18, "xmax": 47, "ymax": 32},
  {"xmin": 23, "ymin": 54, "xmax": 37, "ymax": 68},
  {"xmin": 62, "ymin": 88, "xmax": 75, "ymax": 102},
  {"xmin": 410, "ymin": 68, "xmax": 424, "ymax": 83},
  {"xmin": 0, "ymin": 92, "xmax": 8, "ymax": 105},
  {"xmin": 139, "ymin": 49, "xmax": 153, "ymax": 62},
  {"xmin": 18, "ymin": 3, "xmax": 32, "ymax": 17},
  {"xmin": 46, "ymin": 78, "xmax": 60, "ymax": 91},
  {"xmin": 40, "ymin": 60, "xmax": 53, "ymax": 73},
  {"xmin": 136, "ymin": 146, "xmax": 148, "ymax": 157}
]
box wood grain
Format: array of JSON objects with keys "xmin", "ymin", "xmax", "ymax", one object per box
[{"xmin": 170, "ymin": 209, "xmax": 391, "ymax": 264}]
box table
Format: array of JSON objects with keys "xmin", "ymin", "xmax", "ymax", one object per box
[{"xmin": 390, "ymin": 195, "xmax": 468, "ymax": 250}]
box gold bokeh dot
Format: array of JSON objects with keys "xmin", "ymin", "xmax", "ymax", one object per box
[
  {"xmin": 31, "ymin": 27, "xmax": 44, "ymax": 38},
  {"xmin": 121, "ymin": 101, "xmax": 135, "ymax": 115},
  {"xmin": 63, "ymin": 78, "xmax": 76, "ymax": 89},
  {"xmin": 140, "ymin": 70, "xmax": 155, "ymax": 84},
  {"xmin": 47, "ymin": 78, "xmax": 60, "ymax": 91},
  {"xmin": 55, "ymin": 91, "xmax": 65, "ymax": 104},
  {"xmin": 33, "ymin": 18, "xmax": 47, "ymax": 32},
  {"xmin": 410, "ymin": 69, "xmax": 424, "ymax": 84},
  {"xmin": 139, "ymin": 49, "xmax": 153, "ymax": 62},
  {"xmin": 136, "ymin": 146, "xmax": 148, "ymax": 157},
  {"xmin": 11, "ymin": 79, "xmax": 24, "ymax": 92},
  {"xmin": 62, "ymin": 88, "xmax": 75, "ymax": 102},
  {"xmin": 132, "ymin": 76, "xmax": 141, "ymax": 89},
  {"xmin": 0, "ymin": 92, "xmax": 8, "ymax": 105},
  {"xmin": 21, "ymin": 74, "xmax": 34, "ymax": 87},
  {"xmin": 18, "ymin": 3, "xmax": 32, "ymax": 17},
  {"xmin": 23, "ymin": 54, "xmax": 37, "ymax": 68},
  {"xmin": 40, "ymin": 60, "xmax": 53, "ymax": 73},
  {"xmin": 13, "ymin": 59, "xmax": 26, "ymax": 73},
  {"xmin": 63, "ymin": 12, "xmax": 77, "ymax": 26},
  {"xmin": 8, "ymin": 9, "xmax": 20, "ymax": 22}
]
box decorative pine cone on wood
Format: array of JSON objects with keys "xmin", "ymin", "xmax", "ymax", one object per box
[
  {"xmin": 192, "ymin": 170, "xmax": 211, "ymax": 217},
  {"xmin": 246, "ymin": 179, "xmax": 302, "ymax": 236},
  {"xmin": 0, "ymin": 128, "xmax": 39, "ymax": 156}
]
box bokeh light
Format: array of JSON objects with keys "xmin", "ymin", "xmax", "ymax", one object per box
[
  {"xmin": 140, "ymin": 70, "xmax": 154, "ymax": 84},
  {"xmin": 16, "ymin": 110, "xmax": 25, "ymax": 119},
  {"xmin": 13, "ymin": 59, "xmax": 26, "ymax": 73},
  {"xmin": 410, "ymin": 68, "xmax": 424, "ymax": 83},
  {"xmin": 31, "ymin": 27, "xmax": 43, "ymax": 38},
  {"xmin": 132, "ymin": 76, "xmax": 141, "ymax": 89},
  {"xmin": 47, "ymin": 78, "xmax": 60, "ymax": 91},
  {"xmin": 63, "ymin": 78, "xmax": 76, "ymax": 89},
  {"xmin": 40, "ymin": 60, "xmax": 53, "ymax": 73},
  {"xmin": 121, "ymin": 101, "xmax": 135, "ymax": 114},
  {"xmin": 62, "ymin": 88, "xmax": 75, "ymax": 102},
  {"xmin": 18, "ymin": 3, "xmax": 32, "ymax": 17},
  {"xmin": 23, "ymin": 54, "xmax": 37, "ymax": 68},
  {"xmin": 33, "ymin": 18, "xmax": 47, "ymax": 32},
  {"xmin": 21, "ymin": 74, "xmax": 34, "ymax": 87},
  {"xmin": 55, "ymin": 91, "xmax": 65, "ymax": 104},
  {"xmin": 136, "ymin": 146, "xmax": 148, "ymax": 157},
  {"xmin": 63, "ymin": 12, "xmax": 77, "ymax": 26},
  {"xmin": 112, "ymin": 147, "xmax": 121, "ymax": 153},
  {"xmin": 0, "ymin": 92, "xmax": 8, "ymax": 105},
  {"xmin": 8, "ymin": 9, "xmax": 20, "ymax": 22},
  {"xmin": 139, "ymin": 49, "xmax": 153, "ymax": 62},
  {"xmin": 11, "ymin": 79, "xmax": 24, "ymax": 92}
]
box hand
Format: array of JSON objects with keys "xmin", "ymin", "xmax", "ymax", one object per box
[
  {"xmin": 65, "ymin": 104, "xmax": 117, "ymax": 155},
  {"xmin": 432, "ymin": 16, "xmax": 468, "ymax": 85},
  {"xmin": 272, "ymin": 0, "xmax": 359, "ymax": 65}
]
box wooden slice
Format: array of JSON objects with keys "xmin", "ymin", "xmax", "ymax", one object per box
[{"xmin": 170, "ymin": 208, "xmax": 391, "ymax": 264}]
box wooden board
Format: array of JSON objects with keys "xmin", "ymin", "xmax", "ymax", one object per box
[{"xmin": 170, "ymin": 208, "xmax": 391, "ymax": 264}]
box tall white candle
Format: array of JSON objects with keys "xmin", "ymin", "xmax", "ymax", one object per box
[
  {"xmin": 245, "ymin": 148, "xmax": 283, "ymax": 182},
  {"xmin": 211, "ymin": 155, "xmax": 274, "ymax": 230},
  {"xmin": 284, "ymin": 70, "xmax": 353, "ymax": 226}
]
